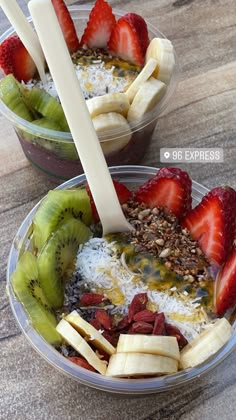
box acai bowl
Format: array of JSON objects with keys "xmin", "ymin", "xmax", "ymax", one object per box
[
  {"xmin": 7, "ymin": 165, "xmax": 236, "ymax": 394},
  {"xmin": 0, "ymin": 0, "xmax": 177, "ymax": 183}
]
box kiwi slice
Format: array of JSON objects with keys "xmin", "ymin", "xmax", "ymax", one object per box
[
  {"xmin": 24, "ymin": 87, "xmax": 69, "ymax": 131},
  {"xmin": 33, "ymin": 189, "xmax": 92, "ymax": 251},
  {"xmin": 29, "ymin": 118, "xmax": 78, "ymax": 160},
  {"xmin": 38, "ymin": 218, "xmax": 91, "ymax": 308},
  {"xmin": 11, "ymin": 251, "xmax": 61, "ymax": 345},
  {"xmin": 0, "ymin": 74, "xmax": 33, "ymax": 121}
]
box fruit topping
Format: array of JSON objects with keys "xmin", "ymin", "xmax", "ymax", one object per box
[
  {"xmin": 80, "ymin": 0, "xmax": 116, "ymax": 48},
  {"xmin": 122, "ymin": 13, "xmax": 150, "ymax": 57},
  {"xmin": 108, "ymin": 16, "xmax": 146, "ymax": 66},
  {"xmin": 67, "ymin": 356, "xmax": 97, "ymax": 372},
  {"xmin": 0, "ymin": 74, "xmax": 33, "ymax": 121},
  {"xmin": 51, "ymin": 0, "xmax": 79, "ymax": 53},
  {"xmin": 11, "ymin": 252, "xmax": 61, "ymax": 345},
  {"xmin": 37, "ymin": 218, "xmax": 91, "ymax": 308},
  {"xmin": 86, "ymin": 180, "xmax": 131, "ymax": 221},
  {"xmin": 215, "ymin": 248, "xmax": 236, "ymax": 315},
  {"xmin": 134, "ymin": 167, "xmax": 192, "ymax": 219},
  {"xmin": 145, "ymin": 37, "xmax": 175, "ymax": 84},
  {"xmin": 183, "ymin": 186, "xmax": 236, "ymax": 266},
  {"xmin": 0, "ymin": 35, "xmax": 36, "ymax": 82}
]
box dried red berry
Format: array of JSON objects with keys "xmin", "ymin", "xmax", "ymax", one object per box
[
  {"xmin": 165, "ymin": 323, "xmax": 188, "ymax": 349},
  {"xmin": 89, "ymin": 318, "xmax": 102, "ymax": 330},
  {"xmin": 115, "ymin": 315, "xmax": 131, "ymax": 331},
  {"xmin": 102, "ymin": 330, "xmax": 119, "ymax": 347},
  {"xmin": 133, "ymin": 309, "xmax": 156, "ymax": 323},
  {"xmin": 128, "ymin": 321, "xmax": 153, "ymax": 334},
  {"xmin": 67, "ymin": 356, "xmax": 96, "ymax": 372},
  {"xmin": 152, "ymin": 312, "xmax": 166, "ymax": 335},
  {"xmin": 95, "ymin": 309, "xmax": 112, "ymax": 330},
  {"xmin": 128, "ymin": 293, "xmax": 148, "ymax": 322},
  {"xmin": 79, "ymin": 293, "xmax": 106, "ymax": 306}
]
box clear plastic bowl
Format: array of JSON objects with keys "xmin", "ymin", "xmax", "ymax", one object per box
[
  {"xmin": 0, "ymin": 6, "xmax": 178, "ymax": 183},
  {"xmin": 6, "ymin": 165, "xmax": 236, "ymax": 394}
]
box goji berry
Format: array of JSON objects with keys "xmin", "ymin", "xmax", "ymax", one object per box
[
  {"xmin": 115, "ymin": 315, "xmax": 130, "ymax": 331},
  {"xmin": 128, "ymin": 321, "xmax": 153, "ymax": 334},
  {"xmin": 165, "ymin": 323, "xmax": 188, "ymax": 349},
  {"xmin": 128, "ymin": 293, "xmax": 148, "ymax": 322},
  {"xmin": 133, "ymin": 309, "xmax": 156, "ymax": 323},
  {"xmin": 89, "ymin": 318, "xmax": 102, "ymax": 330},
  {"xmin": 67, "ymin": 356, "xmax": 96, "ymax": 372},
  {"xmin": 152, "ymin": 312, "xmax": 166, "ymax": 335},
  {"xmin": 95, "ymin": 309, "xmax": 112, "ymax": 330},
  {"xmin": 79, "ymin": 293, "xmax": 106, "ymax": 306}
]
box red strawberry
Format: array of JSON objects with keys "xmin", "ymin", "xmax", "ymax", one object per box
[
  {"xmin": 86, "ymin": 180, "xmax": 131, "ymax": 221},
  {"xmin": 108, "ymin": 18, "xmax": 144, "ymax": 66},
  {"xmin": 80, "ymin": 0, "xmax": 116, "ymax": 48},
  {"xmin": 134, "ymin": 167, "xmax": 192, "ymax": 219},
  {"xmin": 121, "ymin": 13, "xmax": 149, "ymax": 56},
  {"xmin": 215, "ymin": 248, "xmax": 236, "ymax": 315},
  {"xmin": 0, "ymin": 35, "xmax": 36, "ymax": 82},
  {"xmin": 52, "ymin": 0, "xmax": 79, "ymax": 53},
  {"xmin": 182, "ymin": 187, "xmax": 236, "ymax": 266}
]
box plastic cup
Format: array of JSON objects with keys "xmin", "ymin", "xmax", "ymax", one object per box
[
  {"xmin": 0, "ymin": 6, "xmax": 178, "ymax": 183},
  {"xmin": 7, "ymin": 165, "xmax": 236, "ymax": 394}
]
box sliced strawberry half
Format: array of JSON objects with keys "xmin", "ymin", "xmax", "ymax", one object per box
[
  {"xmin": 134, "ymin": 167, "xmax": 192, "ymax": 219},
  {"xmin": 182, "ymin": 186, "xmax": 236, "ymax": 266},
  {"xmin": 80, "ymin": 0, "xmax": 116, "ymax": 48},
  {"xmin": 108, "ymin": 17, "xmax": 145, "ymax": 66},
  {"xmin": 0, "ymin": 35, "xmax": 36, "ymax": 82},
  {"xmin": 121, "ymin": 13, "xmax": 149, "ymax": 56},
  {"xmin": 215, "ymin": 248, "xmax": 236, "ymax": 315},
  {"xmin": 86, "ymin": 180, "xmax": 131, "ymax": 221},
  {"xmin": 52, "ymin": 0, "xmax": 79, "ymax": 53}
]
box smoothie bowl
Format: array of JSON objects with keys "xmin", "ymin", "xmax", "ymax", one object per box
[
  {"xmin": 7, "ymin": 165, "xmax": 236, "ymax": 394},
  {"xmin": 0, "ymin": 0, "xmax": 177, "ymax": 183}
]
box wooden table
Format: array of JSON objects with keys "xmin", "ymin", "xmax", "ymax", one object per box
[{"xmin": 0, "ymin": 1, "xmax": 236, "ymax": 419}]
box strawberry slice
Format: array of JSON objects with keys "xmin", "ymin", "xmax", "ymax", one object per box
[
  {"xmin": 121, "ymin": 13, "xmax": 149, "ymax": 56},
  {"xmin": 108, "ymin": 17, "xmax": 145, "ymax": 66},
  {"xmin": 0, "ymin": 35, "xmax": 36, "ymax": 82},
  {"xmin": 80, "ymin": 0, "xmax": 116, "ymax": 48},
  {"xmin": 86, "ymin": 180, "xmax": 131, "ymax": 221},
  {"xmin": 52, "ymin": 0, "xmax": 79, "ymax": 53},
  {"xmin": 134, "ymin": 167, "xmax": 192, "ymax": 219},
  {"xmin": 183, "ymin": 187, "xmax": 236, "ymax": 266},
  {"xmin": 215, "ymin": 248, "xmax": 236, "ymax": 315}
]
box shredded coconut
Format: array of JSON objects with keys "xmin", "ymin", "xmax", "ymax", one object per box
[{"xmin": 75, "ymin": 237, "xmax": 211, "ymax": 342}]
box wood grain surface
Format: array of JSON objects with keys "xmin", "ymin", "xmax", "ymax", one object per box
[{"xmin": 0, "ymin": 1, "xmax": 236, "ymax": 419}]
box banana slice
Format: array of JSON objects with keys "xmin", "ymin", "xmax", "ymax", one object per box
[
  {"xmin": 56, "ymin": 319, "xmax": 107, "ymax": 374},
  {"xmin": 126, "ymin": 58, "xmax": 158, "ymax": 103},
  {"xmin": 92, "ymin": 112, "xmax": 132, "ymax": 155},
  {"xmin": 86, "ymin": 93, "xmax": 130, "ymax": 118},
  {"xmin": 117, "ymin": 334, "xmax": 180, "ymax": 361},
  {"xmin": 65, "ymin": 311, "xmax": 116, "ymax": 356},
  {"xmin": 127, "ymin": 77, "xmax": 166, "ymax": 122},
  {"xmin": 180, "ymin": 318, "xmax": 233, "ymax": 369},
  {"xmin": 106, "ymin": 353, "xmax": 178, "ymax": 377},
  {"xmin": 145, "ymin": 37, "xmax": 175, "ymax": 85}
]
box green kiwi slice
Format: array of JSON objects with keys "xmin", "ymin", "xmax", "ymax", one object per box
[
  {"xmin": 24, "ymin": 87, "xmax": 69, "ymax": 131},
  {"xmin": 11, "ymin": 251, "xmax": 61, "ymax": 345},
  {"xmin": 0, "ymin": 74, "xmax": 33, "ymax": 121},
  {"xmin": 38, "ymin": 218, "xmax": 91, "ymax": 308},
  {"xmin": 29, "ymin": 118, "xmax": 78, "ymax": 160},
  {"xmin": 33, "ymin": 189, "xmax": 92, "ymax": 251}
]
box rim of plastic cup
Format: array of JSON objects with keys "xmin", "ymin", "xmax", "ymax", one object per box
[
  {"xmin": 0, "ymin": 6, "xmax": 178, "ymax": 143},
  {"xmin": 6, "ymin": 165, "xmax": 236, "ymax": 394}
]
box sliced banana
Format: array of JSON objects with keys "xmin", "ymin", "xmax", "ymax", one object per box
[
  {"xmin": 106, "ymin": 352, "xmax": 178, "ymax": 377},
  {"xmin": 65, "ymin": 310, "xmax": 116, "ymax": 355},
  {"xmin": 117, "ymin": 334, "xmax": 180, "ymax": 361},
  {"xmin": 92, "ymin": 112, "xmax": 132, "ymax": 155},
  {"xmin": 145, "ymin": 37, "xmax": 175, "ymax": 85},
  {"xmin": 86, "ymin": 92, "xmax": 130, "ymax": 118},
  {"xmin": 56, "ymin": 319, "xmax": 107, "ymax": 374},
  {"xmin": 180, "ymin": 318, "xmax": 233, "ymax": 369},
  {"xmin": 126, "ymin": 58, "xmax": 158, "ymax": 103},
  {"xmin": 127, "ymin": 77, "xmax": 166, "ymax": 122}
]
